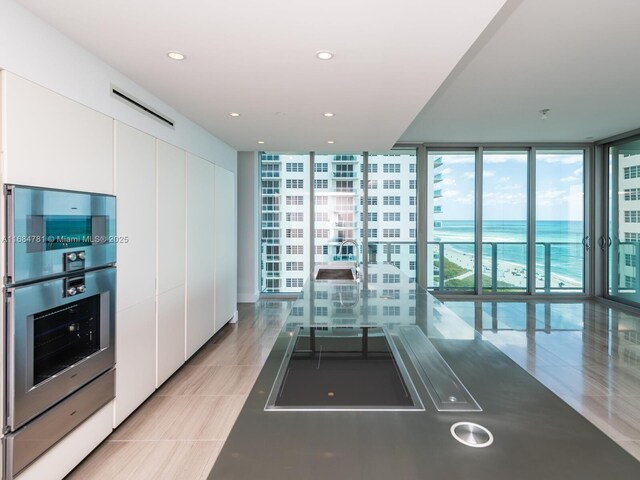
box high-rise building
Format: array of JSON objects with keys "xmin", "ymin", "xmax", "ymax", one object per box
[{"xmin": 260, "ymin": 151, "xmax": 417, "ymax": 293}]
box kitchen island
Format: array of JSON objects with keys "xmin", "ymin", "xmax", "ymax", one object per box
[{"xmin": 210, "ymin": 265, "xmax": 640, "ymax": 479}]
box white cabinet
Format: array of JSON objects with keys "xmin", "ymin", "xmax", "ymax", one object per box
[
  {"xmin": 1, "ymin": 71, "xmax": 113, "ymax": 194},
  {"xmin": 156, "ymin": 140, "xmax": 186, "ymax": 386},
  {"xmin": 115, "ymin": 121, "xmax": 157, "ymax": 310},
  {"xmin": 186, "ymin": 154, "xmax": 216, "ymax": 358},
  {"xmin": 214, "ymin": 166, "xmax": 236, "ymax": 332},
  {"xmin": 114, "ymin": 122, "xmax": 156, "ymax": 425}
]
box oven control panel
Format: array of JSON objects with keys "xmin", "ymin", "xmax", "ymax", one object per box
[
  {"xmin": 64, "ymin": 274, "xmax": 86, "ymax": 297},
  {"xmin": 64, "ymin": 250, "xmax": 86, "ymax": 272}
]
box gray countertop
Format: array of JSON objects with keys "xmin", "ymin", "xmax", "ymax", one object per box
[{"xmin": 210, "ymin": 265, "xmax": 640, "ymax": 479}]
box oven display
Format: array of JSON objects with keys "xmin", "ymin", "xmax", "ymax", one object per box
[
  {"xmin": 33, "ymin": 295, "xmax": 101, "ymax": 386},
  {"xmin": 26, "ymin": 215, "xmax": 108, "ymax": 252}
]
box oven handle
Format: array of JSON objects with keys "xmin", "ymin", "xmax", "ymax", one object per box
[
  {"xmin": 5, "ymin": 288, "xmax": 16, "ymax": 434},
  {"xmin": 5, "ymin": 185, "xmax": 16, "ymax": 285}
]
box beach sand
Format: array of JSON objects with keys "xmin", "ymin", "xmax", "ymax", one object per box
[{"xmin": 444, "ymin": 248, "xmax": 582, "ymax": 290}]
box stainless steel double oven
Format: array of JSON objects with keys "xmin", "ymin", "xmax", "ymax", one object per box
[{"xmin": 3, "ymin": 185, "xmax": 117, "ymax": 478}]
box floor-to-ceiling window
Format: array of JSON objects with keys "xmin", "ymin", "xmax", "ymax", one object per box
[
  {"xmin": 426, "ymin": 151, "xmax": 476, "ymax": 291},
  {"xmin": 608, "ymin": 138, "xmax": 640, "ymax": 304},
  {"xmin": 313, "ymin": 154, "xmax": 364, "ymax": 267},
  {"xmin": 535, "ymin": 150, "xmax": 585, "ymax": 293},
  {"xmin": 260, "ymin": 153, "xmax": 310, "ymax": 293},
  {"xmin": 482, "ymin": 150, "xmax": 529, "ymax": 293},
  {"xmin": 367, "ymin": 150, "xmax": 417, "ymax": 283}
]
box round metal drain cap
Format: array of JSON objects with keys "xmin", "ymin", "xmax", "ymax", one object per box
[{"xmin": 450, "ymin": 422, "xmax": 494, "ymax": 448}]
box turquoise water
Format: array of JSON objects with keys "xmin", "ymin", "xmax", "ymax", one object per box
[{"xmin": 435, "ymin": 220, "xmax": 584, "ymax": 282}]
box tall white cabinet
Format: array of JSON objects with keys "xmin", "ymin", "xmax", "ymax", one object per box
[
  {"xmin": 113, "ymin": 121, "xmax": 157, "ymax": 426},
  {"xmin": 186, "ymin": 154, "xmax": 217, "ymax": 357},
  {"xmin": 156, "ymin": 140, "xmax": 186, "ymax": 386},
  {"xmin": 214, "ymin": 166, "xmax": 237, "ymax": 331}
]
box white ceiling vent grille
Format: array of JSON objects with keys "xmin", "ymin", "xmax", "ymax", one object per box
[{"xmin": 111, "ymin": 86, "xmax": 174, "ymax": 128}]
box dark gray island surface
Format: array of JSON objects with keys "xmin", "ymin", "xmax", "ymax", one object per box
[{"xmin": 210, "ymin": 265, "xmax": 640, "ymax": 479}]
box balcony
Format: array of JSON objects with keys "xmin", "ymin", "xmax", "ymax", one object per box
[
  {"xmin": 332, "ymin": 155, "xmax": 358, "ymax": 163},
  {"xmin": 433, "ymin": 189, "xmax": 443, "ymax": 198},
  {"xmin": 261, "ymin": 171, "xmax": 280, "ymax": 178},
  {"xmin": 426, "ymin": 241, "xmax": 583, "ymax": 293},
  {"xmin": 433, "ymin": 157, "xmax": 443, "ymax": 169},
  {"xmin": 332, "ymin": 171, "xmax": 357, "ymax": 179},
  {"xmin": 433, "ymin": 205, "xmax": 442, "ymax": 214},
  {"xmin": 434, "ymin": 173, "xmax": 443, "ymax": 183}
]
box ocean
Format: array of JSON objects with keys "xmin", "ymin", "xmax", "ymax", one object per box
[{"xmin": 434, "ymin": 220, "xmax": 584, "ymax": 282}]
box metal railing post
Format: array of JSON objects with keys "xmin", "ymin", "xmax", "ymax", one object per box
[
  {"xmin": 491, "ymin": 243, "xmax": 498, "ymax": 292},
  {"xmin": 544, "ymin": 243, "xmax": 551, "ymax": 293},
  {"xmin": 439, "ymin": 242, "xmax": 445, "ymax": 291}
]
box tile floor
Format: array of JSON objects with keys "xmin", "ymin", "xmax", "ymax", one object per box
[
  {"xmin": 66, "ymin": 299, "xmax": 640, "ymax": 479},
  {"xmin": 65, "ymin": 301, "xmax": 291, "ymax": 479}
]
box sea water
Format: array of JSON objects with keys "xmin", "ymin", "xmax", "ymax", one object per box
[{"xmin": 434, "ymin": 220, "xmax": 584, "ymax": 282}]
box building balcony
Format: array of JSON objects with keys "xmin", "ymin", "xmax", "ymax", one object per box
[
  {"xmin": 261, "ymin": 154, "xmax": 280, "ymax": 162},
  {"xmin": 261, "ymin": 171, "xmax": 280, "ymax": 178},
  {"xmin": 434, "ymin": 205, "xmax": 442, "ymax": 213},
  {"xmin": 433, "ymin": 189, "xmax": 443, "ymax": 198},
  {"xmin": 332, "ymin": 171, "xmax": 357, "ymax": 179},
  {"xmin": 434, "ymin": 173, "xmax": 443, "ymax": 183},
  {"xmin": 433, "ymin": 157, "xmax": 443, "ymax": 169},
  {"xmin": 332, "ymin": 155, "xmax": 358, "ymax": 163}
]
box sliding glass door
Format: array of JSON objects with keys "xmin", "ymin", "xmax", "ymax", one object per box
[
  {"xmin": 426, "ymin": 146, "xmax": 587, "ymax": 295},
  {"xmin": 535, "ymin": 150, "xmax": 585, "ymax": 293},
  {"xmin": 482, "ymin": 150, "xmax": 528, "ymax": 293},
  {"xmin": 608, "ymin": 139, "xmax": 640, "ymax": 304}
]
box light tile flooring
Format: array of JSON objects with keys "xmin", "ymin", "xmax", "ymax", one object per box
[
  {"xmin": 65, "ymin": 301, "xmax": 292, "ymax": 480},
  {"xmin": 66, "ymin": 299, "xmax": 640, "ymax": 479}
]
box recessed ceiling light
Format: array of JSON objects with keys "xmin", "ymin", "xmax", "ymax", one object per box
[
  {"xmin": 323, "ymin": 112, "xmax": 335, "ymax": 117},
  {"xmin": 327, "ymin": 140, "xmax": 335, "ymax": 144},
  {"xmin": 229, "ymin": 112, "xmax": 240, "ymax": 117},
  {"xmin": 167, "ymin": 51, "xmax": 186, "ymax": 61},
  {"xmin": 258, "ymin": 141, "xmax": 265, "ymax": 144},
  {"xmin": 316, "ymin": 51, "xmax": 334, "ymax": 60}
]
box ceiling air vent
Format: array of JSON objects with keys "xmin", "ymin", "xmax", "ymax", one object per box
[{"xmin": 111, "ymin": 86, "xmax": 175, "ymax": 128}]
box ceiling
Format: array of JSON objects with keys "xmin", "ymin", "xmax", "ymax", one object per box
[
  {"xmin": 401, "ymin": 0, "xmax": 640, "ymax": 144},
  {"xmin": 16, "ymin": 0, "xmax": 507, "ymax": 152}
]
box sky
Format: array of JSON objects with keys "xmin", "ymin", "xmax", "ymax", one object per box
[{"xmin": 431, "ymin": 151, "xmax": 584, "ymax": 222}]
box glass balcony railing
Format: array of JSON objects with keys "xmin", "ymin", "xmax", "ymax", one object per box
[
  {"xmin": 332, "ymin": 155, "xmax": 358, "ymax": 162},
  {"xmin": 434, "ymin": 173, "xmax": 443, "ymax": 183},
  {"xmin": 427, "ymin": 241, "xmax": 583, "ymax": 293},
  {"xmin": 332, "ymin": 171, "xmax": 358, "ymax": 179},
  {"xmin": 433, "ymin": 189, "xmax": 443, "ymax": 198},
  {"xmin": 433, "ymin": 157, "xmax": 443, "ymax": 168},
  {"xmin": 433, "ymin": 205, "xmax": 442, "ymax": 213}
]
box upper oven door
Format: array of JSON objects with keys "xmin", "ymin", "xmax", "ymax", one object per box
[
  {"xmin": 5, "ymin": 185, "xmax": 116, "ymax": 284},
  {"xmin": 5, "ymin": 267, "xmax": 116, "ymax": 431}
]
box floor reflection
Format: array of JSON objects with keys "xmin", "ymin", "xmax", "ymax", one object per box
[{"xmin": 443, "ymin": 299, "xmax": 640, "ymax": 460}]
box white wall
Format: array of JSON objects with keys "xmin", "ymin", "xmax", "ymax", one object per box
[
  {"xmin": 237, "ymin": 152, "xmax": 261, "ymax": 302},
  {"xmin": 0, "ymin": 0, "xmax": 236, "ymax": 174}
]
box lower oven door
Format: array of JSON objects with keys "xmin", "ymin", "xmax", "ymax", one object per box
[{"xmin": 6, "ymin": 267, "xmax": 116, "ymax": 431}]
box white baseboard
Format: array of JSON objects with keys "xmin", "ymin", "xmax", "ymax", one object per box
[
  {"xmin": 238, "ymin": 291, "xmax": 259, "ymax": 303},
  {"xmin": 230, "ymin": 310, "xmax": 239, "ymax": 324}
]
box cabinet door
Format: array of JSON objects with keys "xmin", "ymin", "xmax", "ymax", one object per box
[
  {"xmin": 1, "ymin": 71, "xmax": 113, "ymax": 194},
  {"xmin": 156, "ymin": 140, "xmax": 186, "ymax": 386},
  {"xmin": 214, "ymin": 166, "xmax": 236, "ymax": 332},
  {"xmin": 114, "ymin": 122, "xmax": 156, "ymax": 424},
  {"xmin": 115, "ymin": 122, "xmax": 157, "ymax": 311},
  {"xmin": 157, "ymin": 140, "xmax": 186, "ymax": 294},
  {"xmin": 186, "ymin": 154, "xmax": 216, "ymax": 358},
  {"xmin": 114, "ymin": 299, "xmax": 156, "ymax": 425}
]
